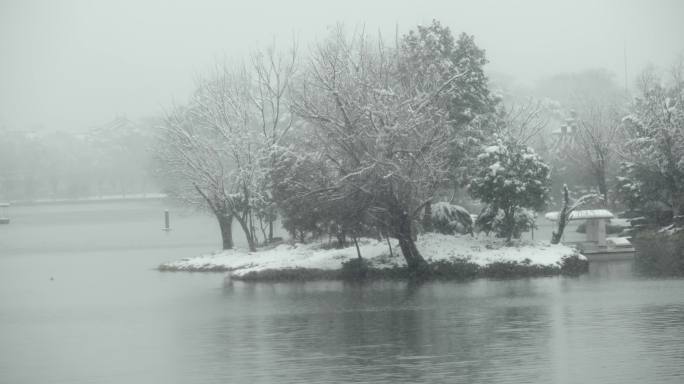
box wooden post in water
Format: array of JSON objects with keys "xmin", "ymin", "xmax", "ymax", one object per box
[
  {"xmin": 163, "ymin": 210, "xmax": 171, "ymax": 232},
  {"xmin": 0, "ymin": 202, "xmax": 10, "ymax": 225}
]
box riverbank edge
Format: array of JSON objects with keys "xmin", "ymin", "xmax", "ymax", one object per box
[
  {"xmin": 158, "ymin": 254, "xmax": 588, "ymax": 281},
  {"xmin": 6, "ymin": 193, "xmax": 167, "ymax": 206}
]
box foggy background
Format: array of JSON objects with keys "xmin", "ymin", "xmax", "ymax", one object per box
[{"xmin": 2, "ymin": 0, "xmax": 683, "ymax": 132}]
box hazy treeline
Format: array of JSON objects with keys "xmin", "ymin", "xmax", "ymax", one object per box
[{"xmin": 0, "ymin": 116, "xmax": 155, "ymax": 201}]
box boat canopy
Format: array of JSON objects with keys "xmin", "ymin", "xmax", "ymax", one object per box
[{"xmin": 544, "ymin": 209, "xmax": 614, "ymax": 222}]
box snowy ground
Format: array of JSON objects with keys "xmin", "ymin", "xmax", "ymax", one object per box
[{"xmin": 159, "ymin": 233, "xmax": 581, "ymax": 276}]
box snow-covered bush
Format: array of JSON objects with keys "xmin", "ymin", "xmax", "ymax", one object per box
[
  {"xmin": 619, "ymin": 66, "xmax": 684, "ymax": 218},
  {"xmin": 431, "ymin": 202, "xmax": 473, "ymax": 235},
  {"xmin": 491, "ymin": 207, "xmax": 537, "ymax": 239},
  {"xmin": 469, "ymin": 137, "xmax": 550, "ymax": 241},
  {"xmin": 474, "ymin": 205, "xmax": 536, "ymax": 239}
]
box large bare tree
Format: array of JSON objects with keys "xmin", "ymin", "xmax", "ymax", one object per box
[{"xmin": 155, "ymin": 44, "xmax": 297, "ymax": 251}]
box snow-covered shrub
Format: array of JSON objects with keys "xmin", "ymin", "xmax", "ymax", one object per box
[
  {"xmin": 431, "ymin": 202, "xmax": 473, "ymax": 235},
  {"xmin": 476, "ymin": 206, "xmax": 537, "ymax": 239},
  {"xmin": 469, "ymin": 137, "xmax": 550, "ymax": 241},
  {"xmin": 474, "ymin": 205, "xmax": 497, "ymax": 235},
  {"xmin": 491, "ymin": 207, "xmax": 537, "ymax": 239},
  {"xmin": 619, "ymin": 68, "xmax": 684, "ymax": 217}
]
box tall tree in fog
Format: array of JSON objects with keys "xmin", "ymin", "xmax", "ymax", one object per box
[
  {"xmin": 249, "ymin": 45, "xmax": 299, "ymax": 243},
  {"xmin": 155, "ymin": 45, "xmax": 297, "ymax": 251},
  {"xmin": 155, "ymin": 104, "xmax": 237, "ymax": 249},
  {"xmin": 397, "ymin": 20, "xmax": 497, "ymax": 231},
  {"xmin": 619, "ymin": 62, "xmax": 684, "ymax": 216},
  {"xmin": 290, "ymin": 26, "xmax": 472, "ymax": 273},
  {"xmin": 539, "ymin": 69, "xmax": 627, "ymax": 203},
  {"xmin": 555, "ymin": 104, "xmax": 625, "ymax": 205},
  {"xmin": 399, "ymin": 20, "xmax": 497, "ymax": 187}
]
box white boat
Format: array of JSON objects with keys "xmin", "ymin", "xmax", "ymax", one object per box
[{"xmin": 545, "ymin": 209, "xmax": 635, "ymax": 261}]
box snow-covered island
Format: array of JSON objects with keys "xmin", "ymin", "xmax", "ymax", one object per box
[{"xmin": 159, "ymin": 233, "xmax": 584, "ymax": 280}]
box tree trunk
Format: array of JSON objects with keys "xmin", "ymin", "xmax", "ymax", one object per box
[
  {"xmin": 352, "ymin": 236, "xmax": 362, "ymax": 259},
  {"xmin": 217, "ymin": 213, "xmax": 234, "ymax": 250},
  {"xmin": 397, "ymin": 235, "xmax": 428, "ymax": 274},
  {"xmin": 422, "ymin": 201, "xmax": 433, "ymax": 233},
  {"xmin": 551, "ymin": 185, "xmax": 570, "ymax": 244},
  {"xmin": 258, "ymin": 216, "xmax": 268, "ymax": 244},
  {"xmin": 386, "ymin": 236, "xmax": 394, "ymax": 258},
  {"xmin": 335, "ymin": 230, "xmax": 347, "ymax": 248},
  {"xmin": 596, "ymin": 168, "xmax": 608, "ymax": 207},
  {"xmin": 673, "ymin": 195, "xmax": 682, "ymax": 218},
  {"xmin": 236, "ymin": 215, "xmax": 257, "ymax": 252},
  {"xmin": 504, "ymin": 208, "xmax": 515, "ymax": 243},
  {"xmin": 249, "ymin": 212, "xmax": 257, "ymax": 246},
  {"xmin": 268, "ymin": 219, "xmax": 274, "ymax": 243},
  {"xmin": 393, "ymin": 208, "xmax": 428, "ymax": 275}
]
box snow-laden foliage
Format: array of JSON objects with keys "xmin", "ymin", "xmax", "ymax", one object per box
[
  {"xmin": 469, "ymin": 137, "xmax": 550, "ymax": 241},
  {"xmin": 430, "ymin": 202, "xmax": 473, "ymax": 235},
  {"xmin": 287, "ymin": 24, "xmax": 494, "ymax": 273},
  {"xmin": 619, "ymin": 65, "xmax": 684, "ymax": 217},
  {"xmin": 271, "ymin": 149, "xmax": 376, "ymax": 245},
  {"xmin": 491, "ymin": 207, "xmax": 536, "ymax": 239},
  {"xmin": 400, "ymin": 20, "xmax": 493, "ymax": 127},
  {"xmin": 475, "ymin": 205, "xmax": 538, "ymax": 240},
  {"xmin": 291, "ymin": 29, "xmax": 451, "ymax": 271},
  {"xmin": 400, "ymin": 20, "xmax": 499, "ymax": 187}
]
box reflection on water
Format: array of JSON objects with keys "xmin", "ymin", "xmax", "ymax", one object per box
[
  {"xmin": 1, "ymin": 202, "xmax": 684, "ymax": 383},
  {"xmin": 186, "ymin": 278, "xmax": 684, "ymax": 384},
  {"xmin": 588, "ymin": 259, "xmax": 634, "ymax": 278}
]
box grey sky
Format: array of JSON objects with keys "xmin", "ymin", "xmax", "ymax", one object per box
[{"xmin": 1, "ymin": 0, "xmax": 683, "ymax": 132}]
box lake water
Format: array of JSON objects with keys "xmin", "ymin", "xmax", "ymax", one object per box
[{"xmin": 1, "ymin": 201, "xmax": 683, "ymax": 383}]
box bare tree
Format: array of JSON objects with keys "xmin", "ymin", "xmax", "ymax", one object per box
[
  {"xmin": 154, "ymin": 44, "xmax": 297, "ymax": 251},
  {"xmin": 556, "ymin": 102, "xmax": 625, "ymax": 205},
  {"xmin": 154, "ymin": 105, "xmax": 237, "ymax": 249},
  {"xmin": 249, "ymin": 43, "xmax": 298, "ymax": 242},
  {"xmin": 500, "ymin": 99, "xmax": 549, "ymax": 145}
]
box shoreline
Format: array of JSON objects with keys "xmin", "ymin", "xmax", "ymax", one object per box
[
  {"xmin": 158, "ymin": 233, "xmax": 587, "ymax": 281},
  {"xmin": 6, "ymin": 193, "xmax": 167, "ymax": 207},
  {"xmin": 158, "ymin": 257, "xmax": 588, "ymax": 281}
]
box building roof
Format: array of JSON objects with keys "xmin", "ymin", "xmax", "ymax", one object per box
[{"xmin": 544, "ymin": 209, "xmax": 614, "ymax": 222}]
